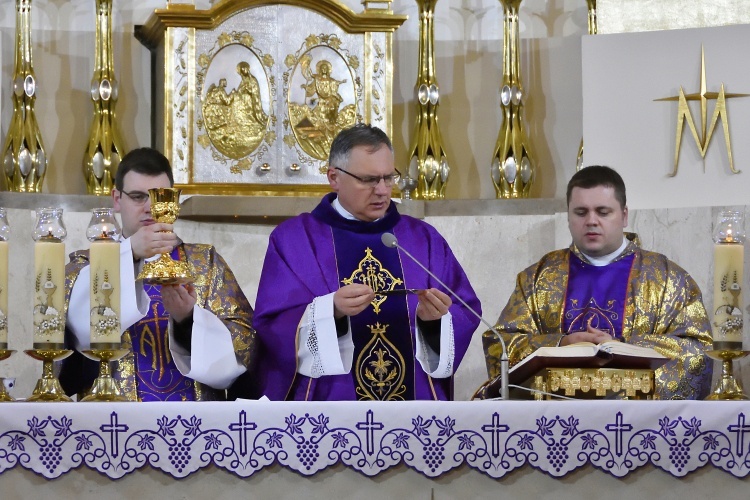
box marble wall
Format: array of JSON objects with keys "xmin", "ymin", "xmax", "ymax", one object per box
[{"xmin": 0, "ymin": 201, "xmax": 746, "ymax": 401}]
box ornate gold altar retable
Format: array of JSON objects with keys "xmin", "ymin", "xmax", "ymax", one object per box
[{"xmin": 136, "ymin": 0, "xmax": 406, "ymax": 196}]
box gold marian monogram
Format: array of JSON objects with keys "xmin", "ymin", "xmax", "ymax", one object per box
[
  {"xmin": 355, "ymin": 323, "xmax": 406, "ymax": 401},
  {"xmin": 342, "ymin": 247, "xmax": 403, "ymax": 314},
  {"xmin": 655, "ymin": 46, "xmax": 750, "ymax": 177}
]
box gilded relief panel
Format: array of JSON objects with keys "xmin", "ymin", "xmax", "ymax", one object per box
[{"xmin": 191, "ymin": 5, "xmax": 368, "ymax": 189}]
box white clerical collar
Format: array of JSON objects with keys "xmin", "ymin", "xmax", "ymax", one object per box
[
  {"xmin": 332, "ymin": 196, "xmax": 384, "ymax": 222},
  {"xmin": 581, "ymin": 238, "xmax": 629, "ymax": 267}
]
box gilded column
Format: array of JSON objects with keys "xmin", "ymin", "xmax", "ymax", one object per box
[
  {"xmin": 577, "ymin": 0, "xmax": 597, "ymax": 171},
  {"xmin": 83, "ymin": 0, "xmax": 126, "ymax": 195},
  {"xmin": 490, "ymin": 0, "xmax": 535, "ymax": 198},
  {"xmin": 2, "ymin": 0, "xmax": 47, "ymax": 192},
  {"xmin": 403, "ymin": 0, "xmax": 450, "ymax": 200}
]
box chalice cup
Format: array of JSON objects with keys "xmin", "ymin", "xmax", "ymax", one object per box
[{"xmin": 136, "ymin": 188, "xmax": 194, "ymax": 285}]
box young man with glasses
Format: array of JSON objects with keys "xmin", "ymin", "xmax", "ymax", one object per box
[
  {"xmin": 251, "ymin": 124, "xmax": 480, "ymax": 401},
  {"xmin": 61, "ymin": 148, "xmax": 256, "ymax": 401}
]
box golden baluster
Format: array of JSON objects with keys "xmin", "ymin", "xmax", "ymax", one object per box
[
  {"xmin": 404, "ymin": 0, "xmax": 450, "ymax": 200},
  {"xmin": 83, "ymin": 0, "xmax": 127, "ymax": 195},
  {"xmin": 2, "ymin": 0, "xmax": 48, "ymax": 192},
  {"xmin": 490, "ymin": 0, "xmax": 535, "ymax": 198}
]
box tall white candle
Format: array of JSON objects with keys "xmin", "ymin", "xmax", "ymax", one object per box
[
  {"xmin": 712, "ymin": 241, "xmax": 744, "ymax": 348},
  {"xmin": 33, "ymin": 240, "xmax": 66, "ymax": 346},
  {"xmin": 89, "ymin": 240, "xmax": 121, "ymax": 344},
  {"xmin": 0, "ymin": 241, "xmax": 8, "ymax": 346}
]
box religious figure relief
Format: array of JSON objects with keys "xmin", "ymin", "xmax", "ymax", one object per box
[
  {"xmin": 287, "ymin": 44, "xmax": 358, "ymax": 161},
  {"xmin": 201, "ymin": 61, "xmax": 270, "ymax": 159}
]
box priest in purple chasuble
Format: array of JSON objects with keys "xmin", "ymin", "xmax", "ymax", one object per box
[
  {"xmin": 482, "ymin": 166, "xmax": 712, "ymax": 400},
  {"xmin": 252, "ymin": 125, "xmax": 481, "ymax": 401},
  {"xmin": 60, "ymin": 148, "xmax": 256, "ymax": 401}
]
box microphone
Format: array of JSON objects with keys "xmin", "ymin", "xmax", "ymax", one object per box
[{"xmin": 381, "ymin": 232, "xmax": 510, "ymax": 401}]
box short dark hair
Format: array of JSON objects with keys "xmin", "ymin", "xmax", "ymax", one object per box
[
  {"xmin": 328, "ymin": 124, "xmax": 393, "ymax": 170},
  {"xmin": 115, "ymin": 147, "xmax": 174, "ymax": 191},
  {"xmin": 566, "ymin": 165, "xmax": 626, "ymax": 209}
]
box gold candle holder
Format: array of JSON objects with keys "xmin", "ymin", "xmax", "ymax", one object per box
[
  {"xmin": 705, "ymin": 349, "xmax": 749, "ymax": 400},
  {"xmin": 0, "ymin": 349, "xmax": 15, "ymax": 402},
  {"xmin": 24, "ymin": 348, "xmax": 73, "ymax": 402},
  {"xmin": 136, "ymin": 188, "xmax": 193, "ymax": 285},
  {"xmin": 80, "ymin": 346, "xmax": 129, "ymax": 402}
]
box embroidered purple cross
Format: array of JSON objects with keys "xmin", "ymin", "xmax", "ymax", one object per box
[
  {"xmin": 605, "ymin": 412, "xmax": 632, "ymax": 457},
  {"xmin": 481, "ymin": 412, "xmax": 509, "ymax": 458},
  {"xmin": 100, "ymin": 412, "xmax": 128, "ymax": 458},
  {"xmin": 229, "ymin": 410, "xmax": 257, "ymax": 456},
  {"xmin": 728, "ymin": 413, "xmax": 750, "ymax": 457},
  {"xmin": 356, "ymin": 409, "xmax": 384, "ymax": 455}
]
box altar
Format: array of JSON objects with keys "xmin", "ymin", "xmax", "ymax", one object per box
[{"xmin": 0, "ymin": 400, "xmax": 749, "ymax": 497}]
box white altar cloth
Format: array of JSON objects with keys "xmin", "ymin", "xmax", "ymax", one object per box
[{"xmin": 0, "ymin": 400, "xmax": 748, "ymax": 480}]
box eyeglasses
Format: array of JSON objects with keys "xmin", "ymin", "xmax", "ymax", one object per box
[
  {"xmin": 119, "ymin": 189, "xmax": 150, "ymax": 205},
  {"xmin": 334, "ymin": 167, "xmax": 401, "ymax": 188}
]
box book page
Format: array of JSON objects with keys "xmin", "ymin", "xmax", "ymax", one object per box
[{"xmin": 597, "ymin": 341, "xmax": 667, "ymax": 358}]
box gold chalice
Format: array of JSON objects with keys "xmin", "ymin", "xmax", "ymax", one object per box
[{"xmin": 136, "ymin": 188, "xmax": 194, "ymax": 285}]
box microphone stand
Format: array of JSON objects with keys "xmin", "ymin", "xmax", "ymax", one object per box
[{"xmin": 382, "ymin": 234, "xmax": 510, "ymax": 400}]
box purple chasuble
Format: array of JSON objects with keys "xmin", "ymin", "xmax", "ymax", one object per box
[
  {"xmin": 331, "ymin": 225, "xmax": 415, "ymax": 400},
  {"xmin": 562, "ymin": 252, "xmax": 636, "ymax": 339},
  {"xmin": 254, "ymin": 193, "xmax": 482, "ymax": 401},
  {"xmin": 129, "ymin": 247, "xmax": 195, "ymax": 401}
]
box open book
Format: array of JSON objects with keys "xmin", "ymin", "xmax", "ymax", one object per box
[{"xmin": 508, "ymin": 341, "xmax": 669, "ymax": 386}]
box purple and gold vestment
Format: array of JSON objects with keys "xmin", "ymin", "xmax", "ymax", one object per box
[
  {"xmin": 482, "ymin": 235, "xmax": 712, "ymax": 400},
  {"xmin": 62, "ymin": 244, "xmax": 256, "ymax": 401},
  {"xmin": 253, "ymin": 194, "xmax": 481, "ymax": 401}
]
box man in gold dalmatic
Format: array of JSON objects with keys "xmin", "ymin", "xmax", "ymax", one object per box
[
  {"xmin": 483, "ymin": 166, "xmax": 712, "ymax": 400},
  {"xmin": 61, "ymin": 148, "xmax": 256, "ymax": 401}
]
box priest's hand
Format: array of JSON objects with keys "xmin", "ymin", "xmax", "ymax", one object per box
[
  {"xmin": 560, "ymin": 325, "xmax": 614, "ymax": 346},
  {"xmin": 161, "ymin": 283, "xmax": 197, "ymax": 323},
  {"xmin": 130, "ymin": 223, "xmax": 178, "ymax": 260},
  {"xmin": 333, "ymin": 284, "xmax": 375, "ymax": 319},
  {"xmin": 416, "ymin": 288, "xmax": 451, "ymax": 322}
]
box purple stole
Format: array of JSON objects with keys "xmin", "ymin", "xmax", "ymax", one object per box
[
  {"xmin": 129, "ymin": 247, "xmax": 195, "ymax": 401},
  {"xmin": 562, "ymin": 252, "xmax": 636, "ymax": 339},
  {"xmin": 331, "ymin": 227, "xmax": 415, "ymax": 400}
]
